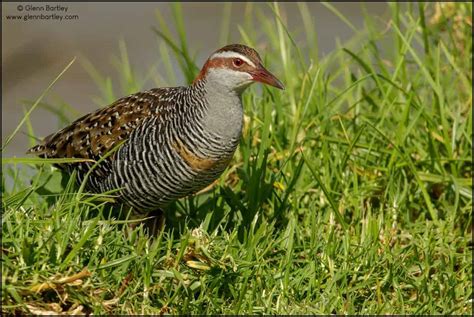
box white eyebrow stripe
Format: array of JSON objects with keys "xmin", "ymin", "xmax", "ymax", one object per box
[{"xmin": 210, "ymin": 51, "xmax": 256, "ymax": 68}]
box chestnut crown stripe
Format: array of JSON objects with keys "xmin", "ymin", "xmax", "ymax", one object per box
[{"xmin": 210, "ymin": 51, "xmax": 256, "ymax": 68}]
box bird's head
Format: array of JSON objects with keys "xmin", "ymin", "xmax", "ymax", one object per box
[{"xmin": 194, "ymin": 44, "xmax": 284, "ymax": 93}]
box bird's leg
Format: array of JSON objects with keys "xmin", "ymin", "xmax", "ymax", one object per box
[
  {"xmin": 126, "ymin": 209, "xmax": 165, "ymax": 237},
  {"xmin": 144, "ymin": 209, "xmax": 165, "ymax": 236}
]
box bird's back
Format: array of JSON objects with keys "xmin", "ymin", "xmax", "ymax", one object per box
[{"xmin": 27, "ymin": 87, "xmax": 188, "ymax": 192}]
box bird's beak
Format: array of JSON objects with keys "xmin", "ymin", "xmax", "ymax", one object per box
[{"xmin": 251, "ymin": 65, "xmax": 285, "ymax": 90}]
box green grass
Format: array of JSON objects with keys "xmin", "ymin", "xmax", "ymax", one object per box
[{"xmin": 2, "ymin": 2, "xmax": 472, "ymax": 314}]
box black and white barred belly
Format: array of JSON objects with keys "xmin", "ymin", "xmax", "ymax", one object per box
[{"xmin": 101, "ymin": 113, "xmax": 240, "ymax": 212}]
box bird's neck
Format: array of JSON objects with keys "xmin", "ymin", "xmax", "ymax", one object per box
[{"xmin": 192, "ymin": 78, "xmax": 244, "ymax": 140}]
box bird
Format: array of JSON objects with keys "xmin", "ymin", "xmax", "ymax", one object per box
[{"xmin": 27, "ymin": 44, "xmax": 284, "ymax": 224}]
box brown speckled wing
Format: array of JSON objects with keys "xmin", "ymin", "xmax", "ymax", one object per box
[{"xmin": 27, "ymin": 88, "xmax": 169, "ymax": 162}]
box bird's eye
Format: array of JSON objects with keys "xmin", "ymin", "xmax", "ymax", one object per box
[{"xmin": 233, "ymin": 58, "xmax": 244, "ymax": 67}]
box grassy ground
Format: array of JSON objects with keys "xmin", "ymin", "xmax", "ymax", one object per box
[{"xmin": 2, "ymin": 3, "xmax": 472, "ymax": 314}]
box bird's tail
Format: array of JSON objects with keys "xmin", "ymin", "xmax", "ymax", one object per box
[{"xmin": 26, "ymin": 144, "xmax": 47, "ymax": 156}]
